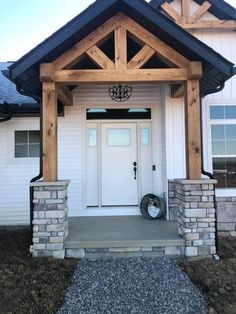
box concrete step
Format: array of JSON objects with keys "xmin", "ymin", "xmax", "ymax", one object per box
[{"xmin": 65, "ymin": 216, "xmax": 185, "ymax": 258}]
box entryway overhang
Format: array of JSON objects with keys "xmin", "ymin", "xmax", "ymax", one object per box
[
  {"xmin": 3, "ymin": 0, "xmax": 235, "ymax": 183},
  {"xmin": 7, "ymin": 0, "xmax": 234, "ymax": 260}
]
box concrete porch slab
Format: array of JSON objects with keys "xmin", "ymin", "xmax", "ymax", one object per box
[{"xmin": 65, "ymin": 216, "xmax": 184, "ymax": 249}]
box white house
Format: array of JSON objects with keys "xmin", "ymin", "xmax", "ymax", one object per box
[{"xmin": 0, "ymin": 0, "xmax": 236, "ymax": 258}]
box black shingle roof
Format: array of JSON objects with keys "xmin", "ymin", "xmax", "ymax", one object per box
[
  {"xmin": 0, "ymin": 62, "xmax": 36, "ymax": 105},
  {"xmin": 3, "ymin": 0, "xmax": 235, "ymax": 97}
]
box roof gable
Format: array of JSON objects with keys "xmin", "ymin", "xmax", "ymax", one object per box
[
  {"xmin": 4, "ymin": 0, "xmax": 235, "ymax": 97},
  {"xmin": 150, "ymin": 0, "xmax": 236, "ymax": 20}
]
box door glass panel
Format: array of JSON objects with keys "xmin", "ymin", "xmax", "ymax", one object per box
[
  {"xmin": 88, "ymin": 129, "xmax": 97, "ymax": 146},
  {"xmin": 107, "ymin": 128, "xmax": 130, "ymax": 146},
  {"xmin": 141, "ymin": 128, "xmax": 149, "ymax": 146}
]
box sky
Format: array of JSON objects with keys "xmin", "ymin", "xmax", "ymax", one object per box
[{"xmin": 0, "ymin": 0, "xmax": 235, "ymax": 62}]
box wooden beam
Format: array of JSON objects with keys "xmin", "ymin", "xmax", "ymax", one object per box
[
  {"xmin": 57, "ymin": 86, "xmax": 73, "ymax": 106},
  {"xmin": 115, "ymin": 25, "xmax": 127, "ymax": 70},
  {"xmin": 179, "ymin": 20, "xmax": 236, "ymax": 30},
  {"xmin": 188, "ymin": 62, "xmax": 203, "ymax": 80},
  {"xmin": 161, "ymin": 2, "xmax": 183, "ymax": 22},
  {"xmin": 53, "ymin": 68, "xmax": 188, "ymax": 84},
  {"xmin": 171, "ymin": 84, "xmax": 184, "ymax": 98},
  {"xmin": 182, "ymin": 0, "xmax": 190, "ymax": 23},
  {"xmin": 52, "ymin": 14, "xmax": 123, "ymax": 70},
  {"xmin": 42, "ymin": 82, "xmax": 58, "ymax": 181},
  {"xmin": 40, "ymin": 63, "xmax": 55, "ymax": 82},
  {"xmin": 127, "ymin": 45, "xmax": 156, "ymax": 69},
  {"xmin": 184, "ymin": 80, "xmax": 201, "ymax": 179},
  {"xmin": 86, "ymin": 45, "xmax": 115, "ymax": 69},
  {"xmin": 189, "ymin": 1, "xmax": 212, "ymax": 23},
  {"xmin": 124, "ymin": 14, "xmax": 190, "ymax": 68}
]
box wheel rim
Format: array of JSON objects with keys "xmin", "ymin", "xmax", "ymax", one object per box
[{"xmin": 147, "ymin": 203, "xmax": 160, "ymax": 218}]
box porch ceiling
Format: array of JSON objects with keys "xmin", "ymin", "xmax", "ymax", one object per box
[{"xmin": 3, "ymin": 0, "xmax": 235, "ymax": 98}]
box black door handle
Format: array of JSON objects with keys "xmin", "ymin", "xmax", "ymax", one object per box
[{"xmin": 133, "ymin": 162, "xmax": 137, "ymax": 180}]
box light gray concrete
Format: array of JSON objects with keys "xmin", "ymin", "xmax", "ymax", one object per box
[{"xmin": 65, "ymin": 216, "xmax": 184, "ymax": 249}]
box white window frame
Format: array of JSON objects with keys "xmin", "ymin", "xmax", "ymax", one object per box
[
  {"xmin": 7, "ymin": 118, "xmax": 40, "ymax": 165},
  {"xmin": 15, "ymin": 130, "xmax": 40, "ymax": 158},
  {"xmin": 203, "ymin": 102, "xmax": 236, "ymax": 197}
]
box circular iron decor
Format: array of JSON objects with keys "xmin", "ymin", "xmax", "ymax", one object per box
[{"xmin": 109, "ymin": 84, "xmax": 132, "ymax": 102}]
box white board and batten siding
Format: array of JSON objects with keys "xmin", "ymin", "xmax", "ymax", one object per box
[{"xmin": 193, "ymin": 31, "xmax": 236, "ymax": 197}]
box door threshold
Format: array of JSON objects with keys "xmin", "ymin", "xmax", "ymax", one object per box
[{"xmin": 78, "ymin": 206, "xmax": 141, "ymax": 217}]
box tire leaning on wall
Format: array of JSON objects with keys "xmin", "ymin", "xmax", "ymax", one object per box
[{"xmin": 140, "ymin": 194, "xmax": 166, "ymax": 219}]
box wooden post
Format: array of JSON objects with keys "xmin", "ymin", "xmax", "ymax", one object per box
[
  {"xmin": 42, "ymin": 82, "xmax": 58, "ymax": 181},
  {"xmin": 184, "ymin": 80, "xmax": 202, "ymax": 179}
]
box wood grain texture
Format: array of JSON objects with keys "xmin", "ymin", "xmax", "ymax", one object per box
[
  {"xmin": 189, "ymin": 1, "xmax": 212, "ymax": 23},
  {"xmin": 184, "ymin": 80, "xmax": 202, "ymax": 179},
  {"xmin": 115, "ymin": 25, "xmax": 127, "ymax": 70},
  {"xmin": 57, "ymin": 85, "xmax": 73, "ymax": 106},
  {"xmin": 182, "ymin": 0, "xmax": 190, "ymax": 22},
  {"xmin": 171, "ymin": 84, "xmax": 184, "ymax": 98},
  {"xmin": 161, "ymin": 2, "xmax": 183, "ymax": 22},
  {"xmin": 52, "ymin": 14, "xmax": 123, "ymax": 70},
  {"xmin": 124, "ymin": 14, "xmax": 190, "ymax": 68},
  {"xmin": 42, "ymin": 82, "xmax": 58, "ymax": 181},
  {"xmin": 188, "ymin": 62, "xmax": 203, "ymax": 80},
  {"xmin": 179, "ymin": 20, "xmax": 236, "ymax": 30},
  {"xmin": 86, "ymin": 45, "xmax": 115, "ymax": 69},
  {"xmin": 128, "ymin": 45, "xmax": 156, "ymax": 69},
  {"xmin": 40, "ymin": 63, "xmax": 55, "ymax": 82},
  {"xmin": 53, "ymin": 69, "xmax": 188, "ymax": 84}
]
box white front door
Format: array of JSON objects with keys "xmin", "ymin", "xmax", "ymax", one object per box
[{"xmin": 101, "ymin": 123, "xmax": 138, "ymax": 205}]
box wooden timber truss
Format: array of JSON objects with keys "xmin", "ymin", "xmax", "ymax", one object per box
[
  {"xmin": 160, "ymin": 0, "xmax": 236, "ymax": 31},
  {"xmin": 40, "ymin": 13, "xmax": 203, "ymax": 182}
]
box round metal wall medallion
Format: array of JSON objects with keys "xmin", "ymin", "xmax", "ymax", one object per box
[{"xmin": 109, "ymin": 84, "xmax": 132, "ymax": 102}]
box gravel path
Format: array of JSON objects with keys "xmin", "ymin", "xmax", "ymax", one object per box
[{"xmin": 58, "ymin": 257, "xmax": 207, "ymax": 314}]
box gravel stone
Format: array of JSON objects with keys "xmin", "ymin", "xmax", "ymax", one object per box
[{"xmin": 58, "ymin": 257, "xmax": 207, "ymax": 314}]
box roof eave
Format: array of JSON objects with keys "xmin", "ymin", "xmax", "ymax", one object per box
[{"xmin": 9, "ymin": 0, "xmax": 119, "ymax": 80}]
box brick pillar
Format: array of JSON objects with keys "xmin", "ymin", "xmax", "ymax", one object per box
[
  {"xmin": 173, "ymin": 179, "xmax": 217, "ymax": 258},
  {"xmin": 30, "ymin": 180, "xmax": 70, "ymax": 259}
]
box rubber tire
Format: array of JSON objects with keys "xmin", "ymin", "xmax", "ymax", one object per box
[{"xmin": 140, "ymin": 194, "xmax": 166, "ymax": 219}]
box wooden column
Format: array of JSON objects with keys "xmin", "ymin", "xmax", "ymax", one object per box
[
  {"xmin": 42, "ymin": 82, "xmax": 58, "ymax": 181},
  {"xmin": 184, "ymin": 79, "xmax": 202, "ymax": 179}
]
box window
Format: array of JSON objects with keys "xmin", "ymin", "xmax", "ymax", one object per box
[
  {"xmin": 88, "ymin": 129, "xmax": 97, "ymax": 146},
  {"xmin": 15, "ymin": 131, "xmax": 40, "ymax": 158},
  {"xmin": 210, "ymin": 105, "xmax": 236, "ymax": 188},
  {"xmin": 107, "ymin": 128, "xmax": 130, "ymax": 146},
  {"xmin": 86, "ymin": 108, "xmax": 151, "ymax": 120},
  {"xmin": 141, "ymin": 128, "xmax": 150, "ymax": 146}
]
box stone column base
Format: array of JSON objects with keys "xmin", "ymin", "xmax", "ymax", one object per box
[
  {"xmin": 30, "ymin": 180, "xmax": 70, "ymax": 259},
  {"xmin": 170, "ymin": 179, "xmax": 217, "ymax": 258}
]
